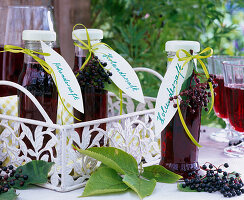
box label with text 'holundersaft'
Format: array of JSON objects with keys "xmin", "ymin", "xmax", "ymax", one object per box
[
  {"xmin": 93, "ymin": 44, "xmax": 145, "ymax": 103},
  {"xmin": 155, "ymin": 55, "xmax": 188, "ymax": 135},
  {"xmin": 41, "ymin": 41, "xmax": 84, "ymax": 113}
]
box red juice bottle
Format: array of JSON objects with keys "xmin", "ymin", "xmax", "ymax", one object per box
[
  {"xmin": 18, "ymin": 30, "xmax": 58, "ymax": 159},
  {"xmin": 72, "ymin": 29, "xmax": 107, "ymax": 146},
  {"xmin": 160, "ymin": 40, "xmax": 201, "ymax": 178}
]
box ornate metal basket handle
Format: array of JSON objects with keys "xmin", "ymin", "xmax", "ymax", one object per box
[
  {"xmin": 133, "ymin": 67, "xmax": 164, "ymax": 82},
  {"xmin": 0, "ymin": 80, "xmax": 53, "ymax": 124}
]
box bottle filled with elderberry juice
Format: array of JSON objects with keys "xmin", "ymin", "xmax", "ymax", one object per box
[
  {"xmin": 160, "ymin": 40, "xmax": 209, "ymax": 178},
  {"xmin": 72, "ymin": 29, "xmax": 111, "ymax": 145},
  {"xmin": 18, "ymin": 30, "xmax": 58, "ymax": 132}
]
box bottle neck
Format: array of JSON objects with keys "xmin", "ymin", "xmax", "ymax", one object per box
[
  {"xmin": 24, "ymin": 41, "xmax": 54, "ymax": 63},
  {"xmin": 74, "ymin": 39, "xmax": 101, "ymax": 58},
  {"xmin": 166, "ymin": 51, "xmax": 176, "ymax": 67},
  {"xmin": 166, "ymin": 51, "xmax": 197, "ymax": 69}
]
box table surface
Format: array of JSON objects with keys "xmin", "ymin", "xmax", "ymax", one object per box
[{"xmin": 17, "ymin": 127, "xmax": 244, "ymax": 200}]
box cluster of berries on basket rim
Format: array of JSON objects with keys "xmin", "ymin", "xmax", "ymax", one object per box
[
  {"xmin": 75, "ymin": 56, "xmax": 112, "ymax": 90},
  {"xmin": 169, "ymin": 71, "xmax": 218, "ymax": 114},
  {"xmin": 0, "ymin": 161, "xmax": 28, "ymax": 193},
  {"xmin": 182, "ymin": 162, "xmax": 244, "ymax": 198}
]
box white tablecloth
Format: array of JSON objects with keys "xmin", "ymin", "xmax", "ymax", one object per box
[{"xmin": 17, "ymin": 127, "xmax": 244, "ymax": 200}]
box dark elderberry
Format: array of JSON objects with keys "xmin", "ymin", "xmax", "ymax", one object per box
[
  {"xmin": 224, "ymin": 163, "xmax": 229, "ymax": 168},
  {"xmin": 181, "ymin": 162, "xmax": 244, "ymax": 198}
]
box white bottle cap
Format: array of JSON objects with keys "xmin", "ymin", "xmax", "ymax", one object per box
[
  {"xmin": 22, "ymin": 30, "xmax": 56, "ymax": 41},
  {"xmin": 165, "ymin": 40, "xmax": 200, "ymax": 52},
  {"xmin": 72, "ymin": 29, "xmax": 103, "ymax": 41}
]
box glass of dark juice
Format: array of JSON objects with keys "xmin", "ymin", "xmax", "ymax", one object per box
[
  {"xmin": 207, "ymin": 56, "xmax": 243, "ymax": 143},
  {"xmin": 223, "ymin": 60, "xmax": 244, "ymax": 157}
]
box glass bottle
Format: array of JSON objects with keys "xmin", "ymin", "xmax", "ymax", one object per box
[
  {"xmin": 18, "ymin": 30, "xmax": 58, "ymax": 132},
  {"xmin": 159, "ymin": 40, "xmax": 201, "ymax": 178},
  {"xmin": 0, "ymin": 0, "xmax": 59, "ymax": 97},
  {"xmin": 72, "ymin": 29, "xmax": 107, "ymax": 145}
]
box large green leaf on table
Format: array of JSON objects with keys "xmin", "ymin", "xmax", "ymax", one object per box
[
  {"xmin": 82, "ymin": 166, "xmax": 129, "ymax": 197},
  {"xmin": 0, "ymin": 188, "xmax": 17, "ymax": 200},
  {"xmin": 13, "ymin": 160, "xmax": 54, "ymax": 189},
  {"xmin": 123, "ymin": 174, "xmax": 156, "ymax": 200},
  {"xmin": 75, "ymin": 147, "xmax": 138, "ymax": 175},
  {"xmin": 142, "ymin": 165, "xmax": 182, "ymax": 183},
  {"xmin": 177, "ymin": 183, "xmax": 197, "ymax": 192}
]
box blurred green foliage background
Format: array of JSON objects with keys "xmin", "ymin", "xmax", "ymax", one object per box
[{"xmin": 90, "ymin": 0, "xmax": 244, "ymax": 128}]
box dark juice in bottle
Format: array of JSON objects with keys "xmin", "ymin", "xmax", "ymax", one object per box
[
  {"xmin": 160, "ymin": 105, "xmax": 201, "ymax": 178},
  {"xmin": 0, "ymin": 47, "xmax": 60, "ymax": 97},
  {"xmin": 73, "ymin": 56, "xmax": 107, "ymax": 146},
  {"xmin": 18, "ymin": 62, "xmax": 57, "ymax": 159},
  {"xmin": 0, "ymin": 47, "xmax": 24, "ymax": 96},
  {"xmin": 19, "ymin": 62, "xmax": 57, "ymax": 125}
]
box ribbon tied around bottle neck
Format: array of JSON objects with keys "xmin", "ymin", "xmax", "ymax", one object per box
[
  {"xmin": 73, "ymin": 24, "xmax": 113, "ymax": 71},
  {"xmin": 174, "ymin": 47, "xmax": 214, "ymax": 147}
]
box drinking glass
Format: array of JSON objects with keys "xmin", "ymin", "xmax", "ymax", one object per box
[
  {"xmin": 223, "ymin": 60, "xmax": 244, "ymax": 157},
  {"xmin": 207, "ymin": 56, "xmax": 243, "ymax": 142}
]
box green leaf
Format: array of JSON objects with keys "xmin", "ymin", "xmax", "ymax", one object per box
[
  {"xmin": 123, "ymin": 174, "xmax": 156, "ymax": 199},
  {"xmin": 0, "ymin": 188, "xmax": 17, "ymax": 200},
  {"xmin": 75, "ymin": 147, "xmax": 138, "ymax": 175},
  {"xmin": 142, "ymin": 165, "xmax": 182, "ymax": 183},
  {"xmin": 177, "ymin": 183, "xmax": 197, "ymax": 192},
  {"xmin": 104, "ymin": 81, "xmax": 120, "ymax": 97},
  {"xmin": 13, "ymin": 160, "xmax": 54, "ymax": 189},
  {"xmin": 82, "ymin": 166, "xmax": 128, "ymax": 197}
]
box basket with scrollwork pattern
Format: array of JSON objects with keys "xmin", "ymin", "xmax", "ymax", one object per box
[{"xmin": 0, "ymin": 68, "xmax": 162, "ymax": 192}]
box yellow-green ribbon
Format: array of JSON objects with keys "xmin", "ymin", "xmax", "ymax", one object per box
[
  {"xmin": 73, "ymin": 24, "xmax": 113, "ymax": 71},
  {"xmin": 73, "ymin": 24, "xmax": 123, "ymax": 115},
  {"xmin": 175, "ymin": 47, "xmax": 214, "ymax": 147},
  {"xmin": 1, "ymin": 45, "xmax": 81, "ymax": 121},
  {"xmin": 3, "ymin": 45, "xmax": 51, "ymax": 74}
]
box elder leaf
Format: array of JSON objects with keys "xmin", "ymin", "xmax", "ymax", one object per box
[
  {"xmin": 12, "ymin": 160, "xmax": 54, "ymax": 189},
  {"xmin": 123, "ymin": 174, "xmax": 156, "ymax": 199},
  {"xmin": 75, "ymin": 147, "xmax": 138, "ymax": 175},
  {"xmin": 82, "ymin": 166, "xmax": 128, "ymax": 197},
  {"xmin": 104, "ymin": 81, "xmax": 120, "ymax": 97},
  {"xmin": 142, "ymin": 165, "xmax": 182, "ymax": 183},
  {"xmin": 0, "ymin": 188, "xmax": 17, "ymax": 200}
]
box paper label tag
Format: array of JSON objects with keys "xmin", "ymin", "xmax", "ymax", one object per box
[
  {"xmin": 41, "ymin": 41, "xmax": 84, "ymax": 113},
  {"xmin": 93, "ymin": 44, "xmax": 145, "ymax": 103},
  {"xmin": 154, "ymin": 55, "xmax": 189, "ymax": 135}
]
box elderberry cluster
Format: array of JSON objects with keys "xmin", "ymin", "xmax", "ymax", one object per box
[
  {"xmin": 170, "ymin": 73, "xmax": 218, "ymax": 114},
  {"xmin": 25, "ymin": 64, "xmax": 55, "ymax": 97},
  {"xmin": 76, "ymin": 56, "xmax": 112, "ymax": 90},
  {"xmin": 0, "ymin": 161, "xmax": 28, "ymax": 193},
  {"xmin": 182, "ymin": 162, "xmax": 244, "ymax": 198}
]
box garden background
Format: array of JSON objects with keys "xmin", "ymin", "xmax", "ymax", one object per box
[{"xmin": 89, "ymin": 0, "xmax": 244, "ymax": 128}]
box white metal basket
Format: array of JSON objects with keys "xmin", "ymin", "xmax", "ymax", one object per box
[{"xmin": 0, "ymin": 68, "xmax": 163, "ymax": 192}]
